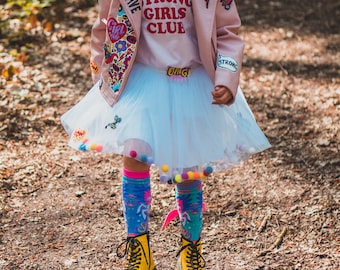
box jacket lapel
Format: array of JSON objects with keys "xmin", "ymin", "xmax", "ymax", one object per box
[
  {"xmin": 192, "ymin": 0, "xmax": 216, "ymax": 80},
  {"xmin": 120, "ymin": 0, "xmax": 142, "ymax": 39}
]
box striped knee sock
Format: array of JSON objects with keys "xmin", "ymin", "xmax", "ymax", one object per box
[{"xmin": 122, "ymin": 168, "xmax": 151, "ymax": 236}]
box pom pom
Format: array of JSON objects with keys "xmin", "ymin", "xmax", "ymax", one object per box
[
  {"xmin": 140, "ymin": 154, "xmax": 148, "ymax": 163},
  {"xmin": 160, "ymin": 175, "xmax": 168, "ymax": 183},
  {"xmin": 205, "ymin": 166, "xmax": 213, "ymax": 174},
  {"xmin": 129, "ymin": 150, "xmax": 137, "ymax": 158},
  {"xmin": 147, "ymin": 157, "xmax": 153, "ymax": 164},
  {"xmin": 79, "ymin": 144, "xmax": 87, "ymax": 151},
  {"xmin": 174, "ymin": 174, "xmax": 182, "ymax": 183},
  {"xmin": 194, "ymin": 172, "xmax": 201, "ymax": 180},
  {"xmin": 187, "ymin": 171, "xmax": 194, "ymax": 180},
  {"xmin": 90, "ymin": 144, "xmax": 97, "ymax": 151},
  {"xmin": 161, "ymin": 164, "xmax": 169, "ymax": 173},
  {"xmin": 96, "ymin": 145, "xmax": 103, "ymax": 152},
  {"xmin": 181, "ymin": 173, "xmax": 189, "ymax": 180}
]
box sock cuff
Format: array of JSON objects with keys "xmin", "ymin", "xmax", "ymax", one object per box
[
  {"xmin": 176, "ymin": 180, "xmax": 202, "ymax": 191},
  {"xmin": 123, "ymin": 167, "xmax": 150, "ymax": 179}
]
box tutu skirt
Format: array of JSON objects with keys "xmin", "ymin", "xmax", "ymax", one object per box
[{"xmin": 61, "ymin": 63, "xmax": 270, "ymax": 182}]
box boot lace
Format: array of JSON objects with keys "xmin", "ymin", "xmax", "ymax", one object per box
[
  {"xmin": 177, "ymin": 240, "xmax": 206, "ymax": 270},
  {"xmin": 117, "ymin": 236, "xmax": 150, "ymax": 270}
]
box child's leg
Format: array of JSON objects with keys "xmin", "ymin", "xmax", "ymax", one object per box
[
  {"xmin": 122, "ymin": 156, "xmax": 151, "ymax": 236},
  {"xmin": 118, "ymin": 157, "xmax": 155, "ymax": 269},
  {"xmin": 175, "ymin": 180, "xmax": 203, "ymax": 241},
  {"xmin": 176, "ymin": 180, "xmax": 205, "ymax": 269}
]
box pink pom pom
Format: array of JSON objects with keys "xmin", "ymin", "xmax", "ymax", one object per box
[
  {"xmin": 96, "ymin": 145, "xmax": 103, "ymax": 152},
  {"xmin": 181, "ymin": 173, "xmax": 189, "ymax": 180},
  {"xmin": 129, "ymin": 150, "xmax": 137, "ymax": 158}
]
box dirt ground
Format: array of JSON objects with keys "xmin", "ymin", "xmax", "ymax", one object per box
[{"xmin": 0, "ymin": 0, "xmax": 339, "ymax": 269}]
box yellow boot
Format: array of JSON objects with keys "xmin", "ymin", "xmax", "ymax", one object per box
[
  {"xmin": 117, "ymin": 232, "xmax": 155, "ymax": 270},
  {"xmin": 177, "ymin": 236, "xmax": 205, "ymax": 270}
]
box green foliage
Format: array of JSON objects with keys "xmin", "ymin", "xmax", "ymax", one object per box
[
  {"xmin": 0, "ymin": 0, "xmax": 58, "ymax": 53},
  {"xmin": 4, "ymin": 0, "xmax": 56, "ymax": 17}
]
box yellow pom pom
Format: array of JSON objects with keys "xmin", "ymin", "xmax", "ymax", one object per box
[
  {"xmin": 200, "ymin": 173, "xmax": 205, "ymax": 179},
  {"xmin": 174, "ymin": 174, "xmax": 182, "ymax": 183},
  {"xmin": 161, "ymin": 164, "xmax": 169, "ymax": 172},
  {"xmin": 187, "ymin": 171, "xmax": 194, "ymax": 180},
  {"xmin": 90, "ymin": 144, "xmax": 97, "ymax": 151}
]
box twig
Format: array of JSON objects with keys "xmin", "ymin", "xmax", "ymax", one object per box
[
  {"xmin": 0, "ymin": 125, "xmax": 8, "ymax": 132},
  {"xmin": 279, "ymin": 126, "xmax": 290, "ymax": 138},
  {"xmin": 258, "ymin": 210, "xmax": 271, "ymax": 232},
  {"xmin": 277, "ymin": 62, "xmax": 288, "ymax": 76},
  {"xmin": 55, "ymin": 162, "xmax": 67, "ymax": 169},
  {"xmin": 258, "ymin": 226, "xmax": 288, "ymax": 256},
  {"xmin": 22, "ymin": 187, "xmax": 41, "ymax": 195}
]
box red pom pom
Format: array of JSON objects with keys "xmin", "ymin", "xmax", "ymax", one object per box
[{"xmin": 194, "ymin": 172, "xmax": 201, "ymax": 180}]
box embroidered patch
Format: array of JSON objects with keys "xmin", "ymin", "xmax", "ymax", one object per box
[
  {"xmin": 107, "ymin": 18, "xmax": 127, "ymax": 43},
  {"xmin": 220, "ymin": 0, "xmax": 233, "ymax": 10},
  {"xmin": 105, "ymin": 6, "xmax": 137, "ymax": 92},
  {"xmin": 167, "ymin": 67, "xmax": 191, "ymax": 81},
  {"xmin": 217, "ymin": 54, "xmax": 238, "ymax": 72},
  {"xmin": 72, "ymin": 129, "xmax": 86, "ymax": 141},
  {"xmin": 90, "ymin": 60, "xmax": 100, "ymax": 74},
  {"xmin": 105, "ymin": 115, "xmax": 122, "ymax": 129}
]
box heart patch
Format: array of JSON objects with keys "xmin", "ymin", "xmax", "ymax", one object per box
[{"xmin": 107, "ymin": 18, "xmax": 127, "ymax": 43}]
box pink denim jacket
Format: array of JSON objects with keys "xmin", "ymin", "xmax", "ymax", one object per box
[{"xmin": 90, "ymin": 0, "xmax": 244, "ymax": 106}]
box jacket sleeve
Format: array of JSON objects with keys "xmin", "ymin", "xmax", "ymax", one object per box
[
  {"xmin": 90, "ymin": 0, "xmax": 111, "ymax": 84},
  {"xmin": 214, "ymin": 1, "xmax": 244, "ymax": 105}
]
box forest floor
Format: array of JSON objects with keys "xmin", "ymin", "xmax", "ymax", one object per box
[{"xmin": 0, "ymin": 0, "xmax": 339, "ymax": 269}]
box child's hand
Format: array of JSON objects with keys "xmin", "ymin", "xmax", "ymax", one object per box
[{"xmin": 211, "ymin": 85, "xmax": 233, "ymax": 105}]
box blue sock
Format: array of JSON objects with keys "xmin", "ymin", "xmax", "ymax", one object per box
[
  {"xmin": 122, "ymin": 168, "xmax": 151, "ymax": 236},
  {"xmin": 176, "ymin": 180, "xmax": 203, "ymax": 241}
]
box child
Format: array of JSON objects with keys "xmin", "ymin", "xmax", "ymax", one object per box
[{"xmin": 61, "ymin": 0, "xmax": 271, "ymax": 269}]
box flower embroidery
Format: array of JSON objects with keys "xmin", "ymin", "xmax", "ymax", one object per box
[{"xmin": 115, "ymin": 40, "xmax": 127, "ymax": 52}]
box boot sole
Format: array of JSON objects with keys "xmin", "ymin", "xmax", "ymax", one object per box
[{"xmin": 176, "ymin": 259, "xmax": 182, "ymax": 270}]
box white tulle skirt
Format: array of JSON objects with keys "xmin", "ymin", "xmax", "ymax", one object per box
[{"xmin": 61, "ymin": 63, "xmax": 270, "ymax": 183}]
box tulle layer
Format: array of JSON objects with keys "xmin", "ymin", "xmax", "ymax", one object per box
[{"xmin": 61, "ymin": 63, "xmax": 270, "ymax": 182}]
